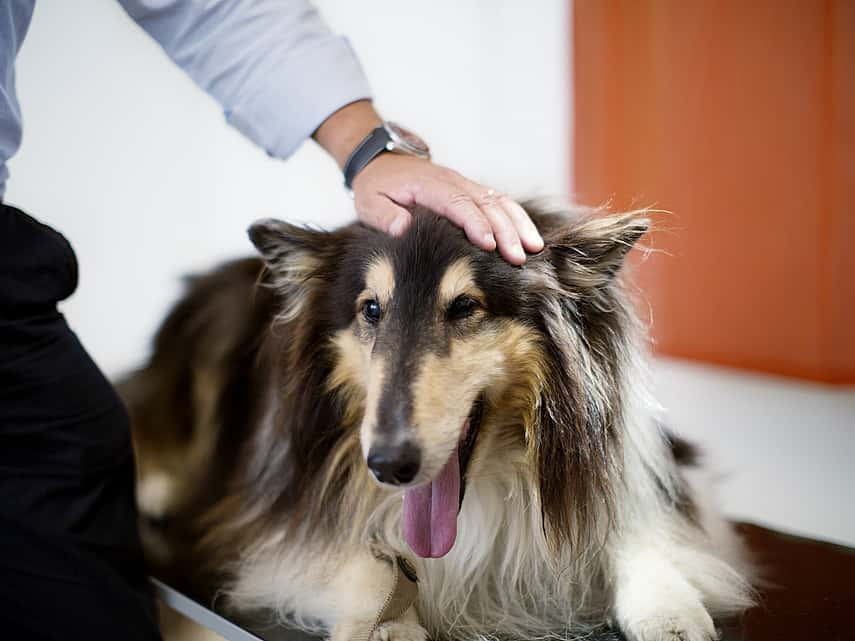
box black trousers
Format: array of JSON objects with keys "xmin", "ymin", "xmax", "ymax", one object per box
[{"xmin": 0, "ymin": 204, "xmax": 162, "ymax": 640}]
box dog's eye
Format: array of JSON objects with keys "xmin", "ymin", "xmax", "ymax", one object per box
[
  {"xmin": 447, "ymin": 295, "xmax": 479, "ymax": 321},
  {"xmin": 361, "ymin": 299, "xmax": 381, "ymax": 323}
]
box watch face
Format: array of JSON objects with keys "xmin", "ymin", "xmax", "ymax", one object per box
[{"xmin": 384, "ymin": 122, "xmax": 430, "ymax": 158}]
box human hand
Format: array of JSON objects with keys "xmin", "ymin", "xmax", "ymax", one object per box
[
  {"xmin": 352, "ymin": 153, "xmax": 543, "ymax": 265},
  {"xmin": 313, "ymin": 100, "xmax": 542, "ymax": 264}
]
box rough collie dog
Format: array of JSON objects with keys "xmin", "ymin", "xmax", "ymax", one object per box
[{"xmin": 122, "ymin": 203, "xmax": 753, "ymax": 641}]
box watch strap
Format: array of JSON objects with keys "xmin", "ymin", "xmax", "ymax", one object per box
[{"xmin": 343, "ymin": 126, "xmax": 390, "ymax": 190}]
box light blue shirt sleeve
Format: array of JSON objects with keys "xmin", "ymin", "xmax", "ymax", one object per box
[{"xmin": 117, "ymin": 0, "xmax": 372, "ymax": 160}]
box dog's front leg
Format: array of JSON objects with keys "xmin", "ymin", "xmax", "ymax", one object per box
[
  {"xmin": 323, "ymin": 550, "xmax": 427, "ymax": 641},
  {"xmin": 611, "ymin": 542, "xmax": 717, "ymax": 641}
]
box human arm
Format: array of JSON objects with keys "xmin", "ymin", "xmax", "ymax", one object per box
[{"xmin": 117, "ymin": 0, "xmax": 542, "ymax": 262}]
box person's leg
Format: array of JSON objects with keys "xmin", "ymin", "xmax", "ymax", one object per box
[{"xmin": 0, "ymin": 204, "xmax": 162, "ymax": 641}]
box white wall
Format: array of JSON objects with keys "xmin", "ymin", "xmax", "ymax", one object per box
[
  {"xmin": 7, "ymin": 0, "xmax": 570, "ymax": 375},
  {"xmin": 653, "ymin": 358, "xmax": 855, "ymax": 547}
]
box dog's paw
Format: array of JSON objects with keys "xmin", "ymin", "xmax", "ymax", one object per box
[
  {"xmin": 371, "ymin": 620, "xmax": 428, "ymax": 641},
  {"xmin": 622, "ymin": 604, "xmax": 717, "ymax": 641},
  {"xmin": 614, "ymin": 552, "xmax": 719, "ymax": 641}
]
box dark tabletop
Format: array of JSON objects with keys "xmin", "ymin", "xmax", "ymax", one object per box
[{"xmin": 726, "ymin": 522, "xmax": 855, "ymax": 641}]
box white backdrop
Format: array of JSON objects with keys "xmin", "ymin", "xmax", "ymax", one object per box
[{"xmin": 7, "ymin": 0, "xmax": 571, "ymax": 375}]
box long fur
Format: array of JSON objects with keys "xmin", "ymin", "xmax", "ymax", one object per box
[{"xmin": 122, "ymin": 202, "xmax": 754, "ymax": 641}]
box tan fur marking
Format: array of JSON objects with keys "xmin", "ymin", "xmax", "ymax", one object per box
[
  {"xmin": 287, "ymin": 252, "xmax": 322, "ymax": 281},
  {"xmin": 360, "ymin": 256, "xmax": 396, "ymax": 307},
  {"xmin": 328, "ymin": 330, "xmax": 370, "ymax": 428},
  {"xmin": 409, "ymin": 320, "xmax": 547, "ymax": 480},
  {"xmin": 438, "ymin": 258, "xmax": 484, "ymax": 307},
  {"xmin": 316, "ymin": 431, "xmax": 379, "ymax": 535},
  {"xmin": 271, "ymin": 253, "xmax": 323, "ymax": 325},
  {"xmin": 358, "ymin": 356, "xmax": 388, "ymax": 458},
  {"xmin": 328, "ymin": 321, "xmax": 393, "ymax": 463}
]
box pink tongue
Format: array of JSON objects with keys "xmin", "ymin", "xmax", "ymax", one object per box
[{"xmin": 402, "ymin": 444, "xmax": 460, "ymax": 558}]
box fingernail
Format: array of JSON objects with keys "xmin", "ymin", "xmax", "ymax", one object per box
[
  {"xmin": 483, "ymin": 232, "xmax": 496, "ymax": 248},
  {"xmin": 513, "ymin": 243, "xmax": 526, "ymax": 262},
  {"xmin": 389, "ymin": 215, "xmax": 407, "ymax": 237}
]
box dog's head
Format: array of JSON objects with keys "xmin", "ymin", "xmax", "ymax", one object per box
[{"xmin": 249, "ymin": 204, "xmax": 648, "ymax": 557}]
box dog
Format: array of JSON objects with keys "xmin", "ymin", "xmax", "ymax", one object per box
[{"xmin": 121, "ymin": 202, "xmax": 754, "ymax": 641}]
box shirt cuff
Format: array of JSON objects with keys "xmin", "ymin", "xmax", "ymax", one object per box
[{"xmin": 224, "ymin": 36, "xmax": 372, "ymax": 161}]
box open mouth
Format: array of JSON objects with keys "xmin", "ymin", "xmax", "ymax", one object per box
[
  {"xmin": 458, "ymin": 396, "xmax": 484, "ymax": 503},
  {"xmin": 402, "ymin": 395, "xmax": 484, "ymax": 559}
]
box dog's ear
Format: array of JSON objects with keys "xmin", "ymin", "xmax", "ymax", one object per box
[
  {"xmin": 248, "ymin": 218, "xmax": 333, "ymax": 288},
  {"xmin": 525, "ymin": 212, "xmax": 648, "ymax": 550},
  {"xmin": 545, "ymin": 213, "xmax": 649, "ymax": 290}
]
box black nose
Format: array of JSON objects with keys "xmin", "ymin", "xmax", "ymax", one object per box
[{"xmin": 367, "ymin": 440, "xmax": 421, "ymax": 485}]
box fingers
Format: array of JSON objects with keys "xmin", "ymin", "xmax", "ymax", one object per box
[
  {"xmin": 357, "ymin": 194, "xmax": 413, "ymax": 237},
  {"xmin": 457, "ymin": 179, "xmax": 544, "ymax": 264},
  {"xmin": 474, "ymin": 189, "xmax": 525, "ymax": 264},
  {"xmin": 351, "ymin": 154, "xmax": 544, "ymax": 265},
  {"xmin": 413, "ymin": 177, "xmax": 535, "ymax": 264},
  {"xmin": 501, "ymin": 198, "xmax": 544, "ymax": 253},
  {"xmin": 430, "ymin": 190, "xmax": 496, "ymax": 252}
]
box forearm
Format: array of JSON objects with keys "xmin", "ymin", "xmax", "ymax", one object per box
[
  {"xmin": 313, "ymin": 100, "xmax": 382, "ymax": 170},
  {"xmin": 118, "ymin": 0, "xmax": 371, "ymax": 160}
]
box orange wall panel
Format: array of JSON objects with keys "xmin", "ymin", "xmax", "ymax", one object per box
[{"xmin": 573, "ymin": 0, "xmax": 855, "ymax": 383}]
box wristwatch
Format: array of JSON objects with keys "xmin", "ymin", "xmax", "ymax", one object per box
[{"xmin": 343, "ymin": 122, "xmax": 430, "ymax": 190}]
